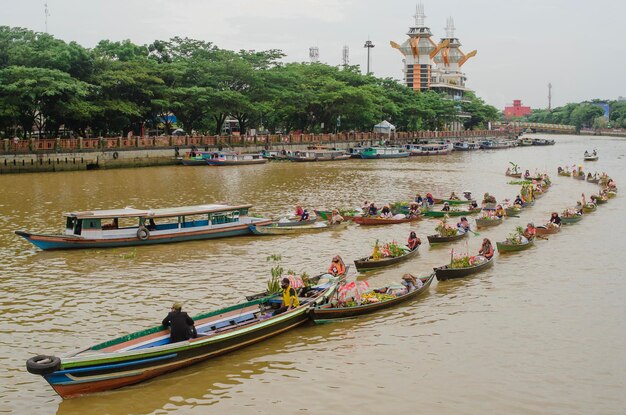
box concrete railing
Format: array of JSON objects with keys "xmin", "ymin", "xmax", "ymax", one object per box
[{"xmin": 1, "ymin": 130, "xmax": 509, "ymax": 155}]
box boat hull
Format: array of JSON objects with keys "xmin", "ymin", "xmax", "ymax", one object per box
[
  {"xmin": 206, "ymin": 159, "xmax": 267, "ymax": 166},
  {"xmin": 352, "ymin": 216, "xmax": 419, "ymax": 226},
  {"xmin": 496, "ymin": 240, "xmax": 534, "ymax": 252},
  {"xmin": 360, "ymin": 153, "xmax": 409, "ymax": 159},
  {"xmin": 561, "ymin": 215, "xmax": 583, "ymax": 224},
  {"xmin": 536, "ymin": 225, "xmax": 560, "ymax": 235},
  {"xmin": 434, "ymin": 257, "xmax": 494, "ymax": 281},
  {"xmin": 15, "ymin": 220, "xmax": 272, "ymax": 250},
  {"xmin": 353, "ymin": 246, "xmax": 419, "ymax": 271},
  {"xmin": 475, "ymin": 217, "xmax": 503, "ymax": 228},
  {"xmin": 310, "ymin": 274, "xmax": 434, "ymax": 321},
  {"xmin": 427, "ymin": 232, "xmax": 468, "ymax": 244}
]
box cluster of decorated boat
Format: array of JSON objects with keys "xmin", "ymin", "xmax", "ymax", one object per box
[{"xmin": 21, "ymin": 160, "xmax": 617, "ymax": 400}]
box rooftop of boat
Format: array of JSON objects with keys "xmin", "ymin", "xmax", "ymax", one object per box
[{"xmin": 64, "ymin": 204, "xmax": 253, "ymax": 220}]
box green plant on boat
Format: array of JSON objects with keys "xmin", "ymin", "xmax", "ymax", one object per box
[
  {"xmin": 435, "ymin": 217, "xmax": 458, "ymax": 237},
  {"xmin": 450, "ymin": 255, "xmax": 471, "ymax": 269},
  {"xmin": 338, "ymin": 208, "xmax": 358, "ymax": 216},
  {"xmin": 266, "ymin": 254, "xmax": 284, "ymax": 294},
  {"xmin": 506, "ymin": 226, "xmax": 525, "ymax": 244}
]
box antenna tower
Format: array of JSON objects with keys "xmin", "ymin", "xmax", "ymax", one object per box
[
  {"xmin": 342, "ymin": 45, "xmax": 349, "ymax": 67},
  {"xmin": 548, "ymin": 83, "xmax": 552, "ymax": 111},
  {"xmin": 309, "ymin": 46, "xmax": 319, "ymax": 63},
  {"xmin": 44, "ymin": 2, "xmax": 51, "ymax": 33},
  {"xmin": 364, "ymin": 39, "xmax": 375, "ymax": 74}
]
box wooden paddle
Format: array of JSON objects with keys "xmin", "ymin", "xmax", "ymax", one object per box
[
  {"xmin": 508, "ymin": 215, "xmax": 521, "ymax": 218},
  {"xmin": 536, "ymin": 235, "xmax": 548, "ymax": 240}
]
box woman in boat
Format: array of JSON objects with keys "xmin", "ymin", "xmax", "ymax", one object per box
[
  {"xmin": 414, "ymin": 193, "xmax": 423, "ymax": 204},
  {"xmin": 273, "ymin": 278, "xmax": 300, "ymax": 316},
  {"xmin": 524, "ymin": 170, "xmax": 531, "ymax": 179},
  {"xmin": 380, "ymin": 205, "xmax": 393, "ymax": 218},
  {"xmin": 162, "ymin": 303, "xmax": 196, "ymax": 343},
  {"xmin": 478, "ymin": 238, "xmax": 494, "ymax": 260},
  {"xmin": 295, "ymin": 204, "xmax": 304, "ymax": 217},
  {"xmin": 426, "ymin": 193, "xmax": 435, "ymax": 206},
  {"xmin": 407, "ymin": 202, "xmax": 420, "ymax": 218},
  {"xmin": 494, "ymin": 204, "xmax": 506, "ymax": 219},
  {"xmin": 362, "ymin": 200, "xmax": 369, "ymax": 213},
  {"xmin": 506, "ymin": 167, "xmax": 512, "ymax": 175},
  {"xmin": 549, "ymin": 212, "xmax": 562, "ymax": 226},
  {"xmin": 558, "ymin": 166, "xmax": 563, "ymax": 174},
  {"xmin": 368, "ymin": 203, "xmax": 378, "ymax": 216},
  {"xmin": 330, "ymin": 209, "xmax": 344, "ymax": 225},
  {"xmin": 328, "ymin": 255, "xmax": 346, "ymax": 276},
  {"xmin": 469, "ymin": 199, "xmax": 478, "ymax": 209},
  {"xmin": 299, "ymin": 209, "xmax": 310, "ymax": 221},
  {"xmin": 407, "ymin": 231, "xmax": 421, "ymax": 251},
  {"xmin": 441, "ymin": 202, "xmax": 450, "ymax": 212},
  {"xmin": 456, "ymin": 217, "xmax": 471, "ymax": 234},
  {"xmin": 523, "ymin": 223, "xmax": 536, "ymax": 240},
  {"xmin": 401, "ymin": 273, "xmax": 423, "ymax": 292},
  {"xmin": 607, "ymin": 179, "xmax": 616, "ymax": 190},
  {"xmin": 514, "ymin": 195, "xmax": 523, "ymax": 207},
  {"xmin": 463, "ymin": 191, "xmax": 473, "ymax": 201},
  {"xmin": 449, "ymin": 191, "xmax": 460, "ymax": 201}
]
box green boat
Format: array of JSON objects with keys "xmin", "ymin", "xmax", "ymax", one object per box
[
  {"xmin": 475, "ymin": 217, "xmax": 503, "ymax": 228},
  {"xmin": 561, "ymin": 215, "xmax": 583, "ymax": 224},
  {"xmin": 496, "ymin": 239, "xmax": 534, "ymax": 253},
  {"xmin": 582, "ymin": 203, "xmax": 597, "ymax": 213},
  {"xmin": 593, "ymin": 196, "xmax": 608, "ymax": 205},
  {"xmin": 313, "ymin": 209, "xmax": 359, "ymax": 221},
  {"xmin": 423, "ymin": 209, "xmax": 474, "ymax": 218},
  {"xmin": 505, "ymin": 206, "xmax": 521, "ymax": 216}
]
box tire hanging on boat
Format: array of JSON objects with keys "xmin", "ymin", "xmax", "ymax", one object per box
[
  {"xmin": 26, "ymin": 355, "xmax": 61, "ymax": 375},
  {"xmin": 136, "ymin": 227, "xmax": 150, "ymax": 240}
]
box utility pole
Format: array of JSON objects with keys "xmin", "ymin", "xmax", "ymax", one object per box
[
  {"xmin": 364, "ymin": 39, "xmax": 375, "ymax": 75},
  {"xmin": 548, "ymin": 82, "xmax": 552, "ymax": 111},
  {"xmin": 44, "ymin": 2, "xmax": 50, "ymax": 33}
]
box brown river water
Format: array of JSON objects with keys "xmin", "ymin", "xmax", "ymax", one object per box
[{"xmin": 0, "ymin": 134, "xmax": 624, "ymax": 414}]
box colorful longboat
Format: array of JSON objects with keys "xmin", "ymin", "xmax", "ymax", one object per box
[
  {"xmin": 26, "ymin": 276, "xmax": 342, "ymax": 398},
  {"xmin": 15, "ymin": 204, "xmax": 271, "ymax": 250}
]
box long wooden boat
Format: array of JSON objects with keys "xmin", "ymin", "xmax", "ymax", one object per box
[
  {"xmin": 561, "ymin": 214, "xmax": 583, "ymax": 224},
  {"xmin": 274, "ymin": 217, "xmax": 317, "ymax": 227},
  {"xmin": 453, "ymin": 142, "xmax": 480, "ymax": 151},
  {"xmin": 14, "ymin": 204, "xmax": 271, "ymax": 250},
  {"xmin": 558, "ymin": 171, "xmax": 571, "ymax": 177},
  {"xmin": 205, "ymin": 152, "xmax": 267, "ymax": 166},
  {"xmin": 496, "ymin": 239, "xmax": 534, "ymax": 253},
  {"xmin": 475, "ymin": 217, "xmax": 503, "ymax": 228},
  {"xmin": 26, "ymin": 277, "xmax": 342, "ymax": 399},
  {"xmin": 405, "ymin": 144, "xmax": 450, "ymax": 156},
  {"xmin": 286, "ymin": 150, "xmax": 351, "ymax": 162},
  {"xmin": 360, "ymin": 147, "xmax": 409, "ymax": 159},
  {"xmin": 427, "ymin": 232, "xmax": 468, "ymax": 244},
  {"xmin": 536, "ymin": 225, "xmax": 560, "ymax": 235},
  {"xmin": 584, "ymin": 155, "xmax": 599, "ymax": 161},
  {"xmin": 352, "ymin": 216, "xmax": 419, "ymax": 226},
  {"xmin": 249, "ymin": 222, "xmax": 347, "ymax": 235},
  {"xmin": 309, "ymin": 273, "xmax": 434, "ymax": 322},
  {"xmin": 353, "ymin": 245, "xmax": 419, "ymax": 271},
  {"xmin": 434, "ymin": 256, "xmax": 494, "ymax": 281}
]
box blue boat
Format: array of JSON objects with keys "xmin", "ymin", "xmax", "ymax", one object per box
[
  {"xmin": 359, "ymin": 147, "xmax": 409, "ymax": 159},
  {"xmin": 15, "ymin": 204, "xmax": 272, "ymax": 250}
]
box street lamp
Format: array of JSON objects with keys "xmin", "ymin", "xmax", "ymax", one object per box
[{"xmin": 364, "ymin": 39, "xmax": 375, "ymax": 75}]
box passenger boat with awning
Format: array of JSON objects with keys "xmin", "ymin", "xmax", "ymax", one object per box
[
  {"xmin": 286, "ymin": 150, "xmax": 351, "ymax": 162},
  {"xmin": 15, "ymin": 204, "xmax": 271, "ymax": 250},
  {"xmin": 359, "ymin": 147, "xmax": 409, "ymax": 159},
  {"xmin": 205, "ymin": 152, "xmax": 267, "ymax": 166}
]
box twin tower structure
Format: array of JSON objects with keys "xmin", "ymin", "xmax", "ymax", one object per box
[{"xmin": 391, "ymin": 4, "xmax": 476, "ymax": 100}]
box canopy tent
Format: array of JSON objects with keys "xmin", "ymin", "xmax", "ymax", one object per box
[{"xmin": 373, "ymin": 120, "xmax": 396, "ymax": 135}]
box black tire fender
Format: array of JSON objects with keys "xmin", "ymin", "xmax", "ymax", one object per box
[
  {"xmin": 137, "ymin": 227, "xmax": 150, "ymax": 240},
  {"xmin": 112, "ymin": 151, "xmax": 119, "ymax": 160},
  {"xmin": 376, "ymin": 154, "xmax": 381, "ymax": 159},
  {"xmin": 26, "ymin": 355, "xmax": 61, "ymax": 375}
]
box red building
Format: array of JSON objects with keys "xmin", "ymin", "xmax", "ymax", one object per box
[{"xmin": 504, "ymin": 100, "xmax": 531, "ymax": 118}]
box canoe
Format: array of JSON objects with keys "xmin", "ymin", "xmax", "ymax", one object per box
[
  {"xmin": 475, "ymin": 217, "xmax": 503, "ymax": 228},
  {"xmin": 309, "ymin": 273, "xmax": 434, "ymax": 322},
  {"xmin": 496, "ymin": 239, "xmax": 534, "ymax": 253},
  {"xmin": 506, "ymin": 172, "xmax": 523, "ymax": 178},
  {"xmin": 593, "ymin": 196, "xmax": 608, "ymax": 205},
  {"xmin": 353, "ymin": 245, "xmax": 419, "ymax": 271},
  {"xmin": 442, "ymin": 199, "xmax": 472, "ymax": 205},
  {"xmin": 249, "ymin": 222, "xmax": 348, "ymax": 235},
  {"xmin": 427, "ymin": 232, "xmax": 468, "ymax": 244},
  {"xmin": 434, "ymin": 256, "xmax": 494, "ymax": 281},
  {"xmin": 536, "ymin": 225, "xmax": 560, "ymax": 235},
  {"xmin": 584, "ymin": 156, "xmax": 599, "ymax": 161},
  {"xmin": 352, "ymin": 216, "xmax": 420, "ymax": 226},
  {"xmin": 26, "ymin": 276, "xmax": 342, "ymax": 399},
  {"xmin": 521, "ymin": 200, "xmax": 535, "ymax": 208},
  {"xmin": 561, "ymin": 215, "xmax": 583, "ymax": 224},
  {"xmin": 558, "ymin": 171, "xmax": 571, "ymax": 176},
  {"xmin": 586, "ymin": 177, "xmax": 600, "ymax": 184},
  {"xmin": 583, "ymin": 203, "xmax": 597, "ymax": 213},
  {"xmin": 274, "ymin": 218, "xmax": 317, "ymax": 227},
  {"xmin": 573, "ymin": 174, "xmax": 586, "ymax": 180}
]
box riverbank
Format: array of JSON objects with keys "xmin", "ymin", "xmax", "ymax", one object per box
[{"xmin": 0, "ymin": 130, "xmax": 511, "ymax": 174}]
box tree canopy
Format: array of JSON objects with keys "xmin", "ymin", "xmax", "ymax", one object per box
[{"xmin": 0, "ymin": 26, "xmax": 499, "ymax": 138}]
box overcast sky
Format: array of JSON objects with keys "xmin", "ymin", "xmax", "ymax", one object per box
[{"xmin": 2, "ymin": 0, "xmax": 624, "ymax": 110}]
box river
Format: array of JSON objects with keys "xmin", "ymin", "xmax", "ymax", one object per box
[{"xmin": 0, "ymin": 134, "xmax": 624, "ymax": 414}]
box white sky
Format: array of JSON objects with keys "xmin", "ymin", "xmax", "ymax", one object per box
[{"xmin": 2, "ymin": 0, "xmax": 625, "ymax": 110}]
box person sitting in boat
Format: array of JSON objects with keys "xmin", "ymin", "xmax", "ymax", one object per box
[
  {"xmin": 414, "ymin": 193, "xmax": 423, "ymax": 204},
  {"xmin": 587, "ymin": 172, "xmax": 592, "ymax": 180},
  {"xmin": 449, "ymin": 192, "xmax": 460, "ymax": 201},
  {"xmin": 494, "ymin": 204, "xmax": 506, "ymax": 219},
  {"xmin": 524, "ymin": 170, "xmax": 530, "ymax": 179},
  {"xmin": 162, "ymin": 302, "xmax": 196, "ymax": 343},
  {"xmin": 456, "ymin": 217, "xmax": 471, "ymax": 234},
  {"xmin": 380, "ymin": 205, "xmax": 393, "ymax": 218},
  {"xmin": 426, "ymin": 193, "xmax": 435, "ymax": 206},
  {"xmin": 441, "ymin": 202, "xmax": 450, "ymax": 212},
  {"xmin": 368, "ymin": 203, "xmax": 378, "ymax": 216},
  {"xmin": 463, "ymin": 191, "xmax": 472, "ymax": 201},
  {"xmin": 401, "ymin": 273, "xmax": 423, "ymax": 292},
  {"xmin": 328, "ymin": 255, "xmax": 346, "ymax": 276},
  {"xmin": 299, "ymin": 209, "xmax": 310, "ymax": 221},
  {"xmin": 295, "ymin": 204, "xmax": 304, "ymax": 217},
  {"xmin": 407, "ymin": 202, "xmax": 420, "ymax": 218},
  {"xmin": 506, "ymin": 167, "xmax": 512, "ymax": 175},
  {"xmin": 558, "ymin": 166, "xmax": 563, "ymax": 174},
  {"xmin": 607, "ymin": 179, "xmax": 616, "ymax": 190},
  {"xmin": 523, "ymin": 223, "xmax": 536, "ymax": 240},
  {"xmin": 330, "ymin": 209, "xmax": 344, "ymax": 225},
  {"xmin": 478, "ymin": 238, "xmax": 494, "ymax": 260},
  {"xmin": 147, "ymin": 218, "xmax": 157, "ymax": 231},
  {"xmin": 514, "ymin": 195, "xmax": 523, "ymax": 206},
  {"xmin": 362, "ymin": 200, "xmax": 370, "ymax": 213},
  {"xmin": 407, "ymin": 231, "xmax": 421, "ymax": 251},
  {"xmin": 581, "ymin": 193, "xmax": 587, "ymax": 206},
  {"xmin": 103, "ymin": 218, "xmax": 119, "ymax": 230},
  {"xmin": 273, "ymin": 278, "xmax": 300, "ymax": 316},
  {"xmin": 549, "ymin": 212, "xmax": 562, "ymax": 226}
]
